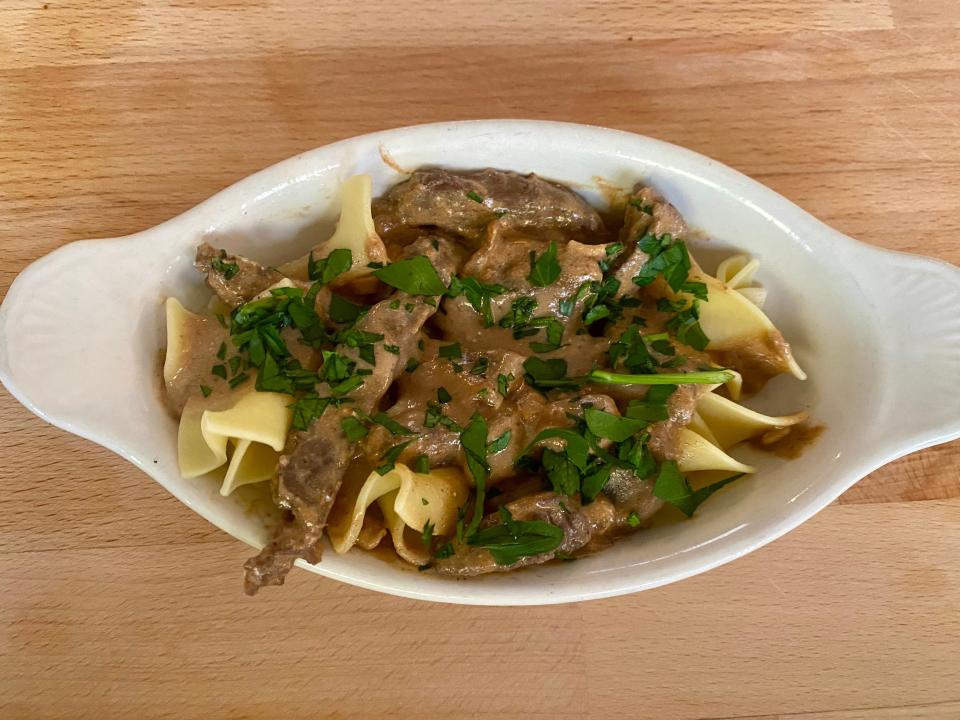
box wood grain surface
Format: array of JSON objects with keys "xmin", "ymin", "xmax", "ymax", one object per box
[{"xmin": 1, "ymin": 2, "xmax": 959, "ymax": 718}]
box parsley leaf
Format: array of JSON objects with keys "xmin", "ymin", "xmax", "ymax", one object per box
[
  {"xmin": 340, "ymin": 415, "xmax": 369, "ymax": 441},
  {"xmin": 666, "ymin": 300, "xmax": 710, "ymax": 351},
  {"xmin": 290, "ymin": 394, "xmax": 331, "ymax": 431},
  {"xmin": 469, "ymin": 507, "xmax": 564, "ymax": 565},
  {"xmin": 328, "ymin": 293, "xmax": 365, "ymax": 324},
  {"xmin": 466, "ymin": 190, "xmax": 484, "ymax": 204},
  {"xmin": 584, "ymin": 407, "xmax": 649, "ymax": 442},
  {"xmin": 211, "ymin": 256, "xmax": 240, "ymax": 280},
  {"xmin": 633, "ymin": 233, "xmax": 691, "ymax": 292},
  {"xmin": 581, "ymin": 465, "xmax": 612, "ymax": 502},
  {"xmin": 487, "ymin": 430, "xmax": 512, "ymax": 455},
  {"xmin": 414, "ymin": 455, "xmax": 431, "ymax": 474},
  {"xmin": 374, "ymin": 256, "xmax": 447, "ymax": 295},
  {"xmin": 652, "ymin": 461, "xmax": 745, "ymax": 516},
  {"xmin": 527, "ymin": 241, "xmax": 561, "ymax": 287},
  {"xmin": 377, "ymin": 440, "xmax": 415, "ymax": 475},
  {"xmin": 371, "ymin": 412, "xmax": 416, "ymax": 436},
  {"xmin": 497, "ymin": 372, "xmax": 514, "ymax": 397},
  {"xmin": 460, "ymin": 415, "xmax": 490, "ymax": 539},
  {"xmin": 421, "ymin": 519, "xmax": 435, "ymax": 548},
  {"xmin": 518, "ymin": 428, "xmax": 590, "ymax": 471},
  {"xmin": 256, "ymin": 353, "xmax": 295, "ymax": 394},
  {"xmin": 542, "ymin": 449, "xmax": 580, "ymax": 496},
  {"xmin": 522, "ymin": 357, "xmax": 578, "ymax": 389},
  {"xmin": 308, "ymin": 247, "xmax": 352, "ymax": 285},
  {"xmin": 447, "ymin": 276, "xmax": 506, "ymax": 327},
  {"xmin": 626, "ymin": 385, "xmax": 676, "ymax": 423},
  {"xmin": 499, "ymin": 297, "xmax": 538, "ymax": 331},
  {"xmin": 439, "ymin": 343, "xmax": 462, "ymax": 360}
]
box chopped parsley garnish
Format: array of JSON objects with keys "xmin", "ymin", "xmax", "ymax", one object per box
[
  {"xmin": 522, "ymin": 357, "xmax": 575, "ymax": 389},
  {"xmin": 371, "ymin": 412, "xmax": 415, "ymax": 436},
  {"xmin": 499, "ymin": 297, "xmax": 538, "ymax": 331},
  {"xmin": 527, "ymin": 241, "xmax": 561, "ymax": 287},
  {"xmin": 580, "ymin": 465, "xmax": 612, "ymax": 502},
  {"xmin": 469, "ymin": 506, "xmax": 564, "ymax": 566},
  {"xmin": 627, "ymin": 511, "xmax": 642, "ymax": 527},
  {"xmin": 446, "ymin": 276, "xmax": 506, "ymax": 327},
  {"xmin": 497, "ymin": 372, "xmax": 514, "ymax": 397},
  {"xmin": 308, "ymin": 247, "xmax": 352, "ymax": 285},
  {"xmin": 460, "ymin": 415, "xmax": 491, "ymax": 539},
  {"xmin": 383, "ymin": 344, "xmax": 400, "ymax": 355},
  {"xmin": 340, "ymin": 415, "xmax": 369, "ymax": 442},
  {"xmin": 632, "ymin": 233, "xmax": 710, "ymax": 305},
  {"xmin": 609, "ymin": 324, "xmax": 656, "ymax": 374},
  {"xmin": 628, "ymin": 198, "xmax": 654, "ymax": 214},
  {"xmin": 542, "ymin": 449, "xmax": 580, "ymax": 496},
  {"xmin": 377, "ymin": 440, "xmax": 415, "ymax": 475},
  {"xmin": 211, "ymin": 256, "xmax": 240, "ymax": 280},
  {"xmin": 405, "ymin": 357, "xmax": 420, "ymax": 373},
  {"xmin": 526, "ymin": 316, "xmax": 564, "ymax": 353},
  {"xmin": 470, "ymin": 356, "xmax": 490, "ymax": 377},
  {"xmin": 374, "ymin": 256, "xmax": 447, "ymax": 296},
  {"xmin": 626, "ymin": 385, "xmax": 676, "ymax": 423},
  {"xmin": 424, "ymin": 402, "xmax": 463, "ymax": 432},
  {"xmin": 487, "ymin": 430, "xmax": 512, "ymax": 454},
  {"xmin": 421, "ymin": 519, "xmax": 435, "ymax": 548},
  {"xmin": 599, "ymin": 242, "xmax": 624, "ymax": 273},
  {"xmin": 439, "ymin": 343, "xmax": 462, "ymax": 360},
  {"xmin": 466, "ymin": 190, "xmax": 484, "ymax": 204},
  {"xmin": 583, "ymin": 407, "xmax": 650, "ymax": 442},
  {"xmin": 666, "ymin": 301, "xmax": 710, "ymax": 351},
  {"xmin": 414, "ymin": 455, "xmax": 431, "ymax": 474},
  {"xmin": 328, "ymin": 293, "xmax": 365, "ymax": 324},
  {"xmin": 290, "ymin": 395, "xmax": 332, "ymax": 431},
  {"xmin": 653, "ymin": 461, "xmax": 744, "ymax": 516}
]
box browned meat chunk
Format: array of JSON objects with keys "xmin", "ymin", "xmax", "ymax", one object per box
[
  {"xmin": 195, "ymin": 243, "xmax": 284, "ymax": 308},
  {"xmin": 435, "ymin": 223, "xmax": 608, "ymax": 354},
  {"xmin": 433, "ymin": 492, "xmax": 619, "ymax": 577},
  {"xmin": 363, "ymin": 346, "xmax": 526, "ymax": 481},
  {"xmin": 373, "ymin": 168, "xmax": 605, "ymax": 244},
  {"xmin": 610, "ymin": 184, "xmax": 689, "ymax": 290},
  {"xmin": 243, "ymin": 236, "xmax": 464, "ymax": 594}
]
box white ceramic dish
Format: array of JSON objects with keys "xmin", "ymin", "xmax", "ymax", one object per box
[{"xmin": 2, "ymin": 121, "xmax": 959, "ymax": 605}]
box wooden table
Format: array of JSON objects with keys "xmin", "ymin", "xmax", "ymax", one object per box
[{"xmin": 2, "ymin": 2, "xmax": 959, "ymax": 718}]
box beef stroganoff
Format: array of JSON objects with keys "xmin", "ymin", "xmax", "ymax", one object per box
[{"xmin": 162, "ymin": 169, "xmax": 808, "ymax": 594}]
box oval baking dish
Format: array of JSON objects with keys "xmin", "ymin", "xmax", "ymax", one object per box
[{"xmin": 1, "ymin": 121, "xmax": 958, "ymax": 604}]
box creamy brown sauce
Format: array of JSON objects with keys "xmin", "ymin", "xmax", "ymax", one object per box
[
  {"xmin": 167, "ymin": 168, "xmax": 811, "ymax": 588},
  {"xmin": 750, "ymin": 423, "xmax": 825, "ymax": 460}
]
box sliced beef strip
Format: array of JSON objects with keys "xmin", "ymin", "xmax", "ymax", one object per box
[
  {"xmin": 435, "ymin": 224, "xmax": 607, "ymax": 354},
  {"xmin": 195, "ymin": 243, "xmax": 285, "ymax": 309},
  {"xmin": 373, "ymin": 168, "xmax": 605, "ymax": 244},
  {"xmin": 433, "ymin": 492, "xmax": 619, "ymax": 578},
  {"xmin": 243, "ymin": 236, "xmax": 464, "ymax": 594},
  {"xmin": 610, "ymin": 184, "xmax": 689, "ymax": 291},
  {"xmin": 362, "ymin": 347, "xmax": 526, "ymax": 481}
]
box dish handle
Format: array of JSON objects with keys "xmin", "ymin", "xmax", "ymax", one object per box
[
  {"xmin": 0, "ymin": 234, "xmax": 176, "ymax": 457},
  {"xmin": 845, "ymin": 242, "xmax": 960, "ymax": 454}
]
